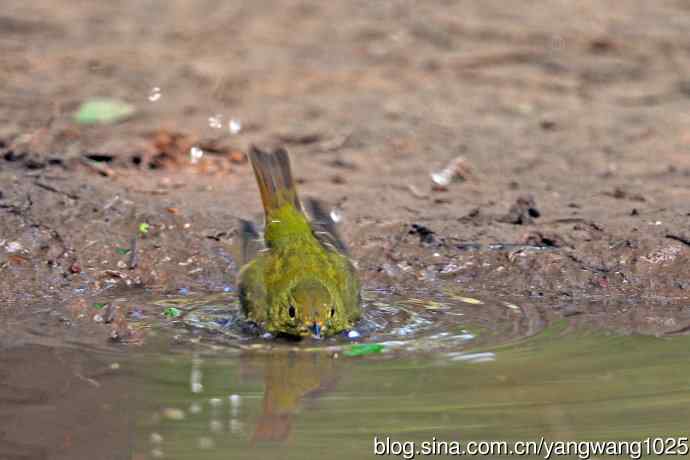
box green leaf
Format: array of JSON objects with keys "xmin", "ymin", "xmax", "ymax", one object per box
[
  {"xmin": 93, "ymin": 302, "xmax": 107, "ymax": 310},
  {"xmin": 74, "ymin": 98, "xmax": 134, "ymax": 125},
  {"xmin": 115, "ymin": 247, "xmax": 130, "ymax": 255},
  {"xmin": 343, "ymin": 343, "xmax": 384, "ymax": 357},
  {"xmin": 163, "ymin": 307, "xmax": 182, "ymax": 318},
  {"xmin": 139, "ymin": 223, "xmax": 150, "ymax": 235}
]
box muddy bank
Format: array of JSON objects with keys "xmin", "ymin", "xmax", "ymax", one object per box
[{"xmin": 1, "ymin": 0, "xmax": 690, "ymax": 337}]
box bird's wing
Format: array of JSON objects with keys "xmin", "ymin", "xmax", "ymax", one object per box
[
  {"xmin": 303, "ymin": 198, "xmax": 350, "ymax": 255},
  {"xmin": 236, "ymin": 218, "xmax": 266, "ymax": 266}
]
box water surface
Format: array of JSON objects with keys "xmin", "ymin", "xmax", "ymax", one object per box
[{"xmin": 2, "ymin": 291, "xmax": 689, "ymax": 460}]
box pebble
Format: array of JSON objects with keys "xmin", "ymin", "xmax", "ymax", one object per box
[{"xmin": 5, "ymin": 241, "xmax": 23, "ymax": 253}]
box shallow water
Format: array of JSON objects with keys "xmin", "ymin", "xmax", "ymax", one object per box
[{"xmin": 2, "ymin": 291, "xmax": 689, "ymax": 460}]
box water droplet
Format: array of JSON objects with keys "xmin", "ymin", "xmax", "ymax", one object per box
[
  {"xmin": 330, "ymin": 208, "xmax": 343, "ymax": 223},
  {"xmin": 449, "ymin": 352, "xmax": 495, "ymax": 363},
  {"xmin": 209, "ymin": 419, "xmax": 223, "ymax": 433},
  {"xmin": 161, "ymin": 407, "xmax": 185, "ymax": 420},
  {"xmin": 198, "ymin": 437, "xmax": 215, "ymax": 449},
  {"xmin": 208, "ymin": 114, "xmax": 223, "ymax": 129},
  {"xmin": 148, "ymin": 87, "xmax": 161, "ymax": 102},
  {"xmin": 190, "ymin": 146, "xmax": 204, "ymax": 164},
  {"xmin": 228, "ymin": 119, "xmax": 242, "ymax": 135},
  {"xmin": 430, "ymin": 170, "xmax": 452, "ymax": 187},
  {"xmin": 347, "ymin": 330, "xmax": 361, "ymax": 339},
  {"xmin": 382, "ymin": 263, "xmax": 400, "ymax": 277},
  {"xmin": 441, "ymin": 263, "xmax": 460, "ymax": 274},
  {"xmin": 230, "ymin": 419, "xmax": 244, "ymax": 434},
  {"xmin": 191, "ymin": 382, "xmax": 203, "ymax": 393}
]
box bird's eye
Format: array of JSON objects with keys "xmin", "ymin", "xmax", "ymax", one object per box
[
  {"xmin": 330, "ymin": 307, "xmax": 335, "ymax": 318},
  {"xmin": 288, "ymin": 305, "xmax": 296, "ymax": 318}
]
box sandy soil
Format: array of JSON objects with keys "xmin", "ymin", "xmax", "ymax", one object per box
[{"xmin": 1, "ymin": 0, "xmax": 690, "ymax": 336}]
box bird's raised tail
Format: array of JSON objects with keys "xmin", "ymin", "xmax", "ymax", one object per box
[{"xmin": 249, "ymin": 145, "xmax": 303, "ymax": 218}]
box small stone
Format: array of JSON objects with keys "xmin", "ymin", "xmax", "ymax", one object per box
[{"xmin": 5, "ymin": 241, "xmax": 22, "ymax": 253}]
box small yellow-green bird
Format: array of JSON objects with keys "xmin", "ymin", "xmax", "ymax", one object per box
[{"xmin": 238, "ymin": 145, "xmax": 361, "ymax": 338}]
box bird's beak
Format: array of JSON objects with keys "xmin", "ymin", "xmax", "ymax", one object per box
[{"xmin": 311, "ymin": 322, "xmax": 322, "ymax": 338}]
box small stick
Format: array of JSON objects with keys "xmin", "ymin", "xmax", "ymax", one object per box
[{"xmin": 128, "ymin": 236, "xmax": 139, "ymax": 269}]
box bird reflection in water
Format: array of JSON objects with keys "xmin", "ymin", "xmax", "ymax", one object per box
[{"xmin": 251, "ymin": 350, "xmax": 339, "ymax": 444}]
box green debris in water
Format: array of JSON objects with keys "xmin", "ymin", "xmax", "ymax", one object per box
[
  {"xmin": 74, "ymin": 98, "xmax": 134, "ymax": 125},
  {"xmin": 343, "ymin": 343, "xmax": 384, "ymax": 357},
  {"xmin": 115, "ymin": 247, "xmax": 130, "ymax": 255},
  {"xmin": 163, "ymin": 307, "xmax": 183, "ymax": 318},
  {"xmin": 93, "ymin": 302, "xmax": 107, "ymax": 309},
  {"xmin": 138, "ymin": 223, "xmax": 150, "ymax": 235}
]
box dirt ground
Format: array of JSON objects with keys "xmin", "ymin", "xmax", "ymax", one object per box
[{"xmin": 1, "ymin": 0, "xmax": 690, "ymax": 335}]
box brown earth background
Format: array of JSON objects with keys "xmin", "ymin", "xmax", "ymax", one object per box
[{"xmin": 1, "ymin": 0, "xmax": 690, "ymax": 336}]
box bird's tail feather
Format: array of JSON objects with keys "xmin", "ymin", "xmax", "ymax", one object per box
[{"xmin": 249, "ymin": 145, "xmax": 302, "ymax": 218}]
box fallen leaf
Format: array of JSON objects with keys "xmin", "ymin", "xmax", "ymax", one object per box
[
  {"xmin": 343, "ymin": 343, "xmax": 384, "ymax": 357},
  {"xmin": 163, "ymin": 307, "xmax": 182, "ymax": 318},
  {"xmin": 74, "ymin": 98, "xmax": 134, "ymax": 124}
]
